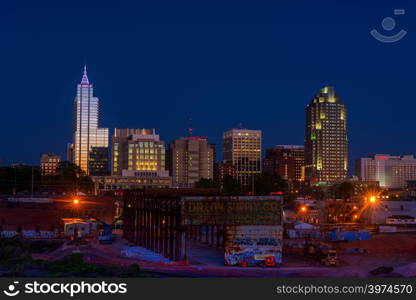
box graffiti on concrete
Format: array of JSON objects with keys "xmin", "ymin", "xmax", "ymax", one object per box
[
  {"xmin": 224, "ymin": 246, "xmax": 282, "ymax": 267},
  {"xmin": 233, "ymin": 238, "xmax": 254, "ymax": 246},
  {"xmin": 224, "ymin": 225, "xmax": 283, "ymax": 267}
]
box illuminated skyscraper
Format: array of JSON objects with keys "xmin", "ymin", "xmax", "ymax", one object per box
[
  {"xmin": 305, "ymin": 86, "xmax": 348, "ymax": 183},
  {"xmin": 168, "ymin": 137, "xmax": 214, "ymax": 187},
  {"xmin": 222, "ymin": 128, "xmax": 262, "ymax": 188},
  {"xmin": 69, "ymin": 66, "xmax": 109, "ymax": 174}
]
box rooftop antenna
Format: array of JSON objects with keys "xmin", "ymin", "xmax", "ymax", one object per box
[
  {"xmin": 238, "ymin": 122, "xmax": 243, "ymax": 129},
  {"xmin": 188, "ymin": 117, "xmax": 193, "ymax": 136}
]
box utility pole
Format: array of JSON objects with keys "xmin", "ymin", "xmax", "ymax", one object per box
[
  {"xmin": 13, "ymin": 167, "xmax": 16, "ymax": 195},
  {"xmin": 252, "ymin": 174, "xmax": 255, "ymax": 195},
  {"xmin": 188, "ymin": 117, "xmax": 193, "ymax": 136},
  {"xmin": 31, "ymin": 166, "xmax": 34, "ymax": 198}
]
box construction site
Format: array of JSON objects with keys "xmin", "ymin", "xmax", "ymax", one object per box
[
  {"xmin": 122, "ymin": 189, "xmax": 283, "ymax": 267},
  {"xmin": 1, "ymin": 190, "xmax": 416, "ymax": 277}
]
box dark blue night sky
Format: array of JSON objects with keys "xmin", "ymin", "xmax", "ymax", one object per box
[{"xmin": 0, "ymin": 0, "xmax": 415, "ymax": 174}]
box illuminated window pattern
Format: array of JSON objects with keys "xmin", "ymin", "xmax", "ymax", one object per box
[
  {"xmin": 356, "ymin": 154, "xmax": 416, "ymax": 188},
  {"xmin": 223, "ymin": 129, "xmax": 262, "ymax": 187},
  {"xmin": 111, "ymin": 129, "xmax": 165, "ymax": 175},
  {"xmin": 71, "ymin": 66, "xmax": 109, "ymax": 174},
  {"xmin": 305, "ymin": 86, "xmax": 348, "ymax": 183},
  {"xmin": 40, "ymin": 153, "xmax": 61, "ymax": 176},
  {"xmin": 169, "ymin": 137, "xmax": 214, "ymax": 187}
]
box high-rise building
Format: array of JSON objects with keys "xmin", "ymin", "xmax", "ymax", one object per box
[
  {"xmin": 68, "ymin": 66, "xmax": 109, "ymax": 174},
  {"xmin": 305, "ymin": 86, "xmax": 348, "ymax": 183},
  {"xmin": 88, "ymin": 147, "xmax": 109, "ymax": 176},
  {"xmin": 214, "ymin": 161, "xmax": 237, "ymax": 184},
  {"xmin": 66, "ymin": 143, "xmax": 74, "ymax": 162},
  {"xmin": 356, "ymin": 154, "xmax": 416, "ymax": 188},
  {"xmin": 222, "ymin": 129, "xmax": 262, "ymax": 187},
  {"xmin": 168, "ymin": 137, "xmax": 214, "ymax": 187},
  {"xmin": 40, "ymin": 153, "xmax": 61, "ymax": 176},
  {"xmin": 263, "ymin": 145, "xmax": 304, "ymax": 181},
  {"xmin": 111, "ymin": 128, "xmax": 166, "ymax": 175}
]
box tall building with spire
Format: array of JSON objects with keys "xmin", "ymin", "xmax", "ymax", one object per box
[
  {"xmin": 68, "ymin": 66, "xmax": 109, "ymax": 175},
  {"xmin": 304, "ymin": 86, "xmax": 348, "ymax": 183}
]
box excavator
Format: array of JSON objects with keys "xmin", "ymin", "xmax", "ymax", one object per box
[{"xmin": 85, "ymin": 215, "xmax": 122, "ymax": 244}]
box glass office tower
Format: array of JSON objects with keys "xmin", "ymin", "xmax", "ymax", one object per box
[
  {"xmin": 222, "ymin": 128, "xmax": 262, "ymax": 188},
  {"xmin": 305, "ymin": 86, "xmax": 348, "ymax": 183},
  {"xmin": 70, "ymin": 66, "xmax": 109, "ymax": 174}
]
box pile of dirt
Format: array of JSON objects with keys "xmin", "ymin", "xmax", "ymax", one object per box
[
  {"xmin": 394, "ymin": 263, "xmax": 416, "ymax": 277},
  {"xmin": 334, "ymin": 233, "xmax": 416, "ymax": 255}
]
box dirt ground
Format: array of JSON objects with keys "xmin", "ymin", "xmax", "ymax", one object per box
[{"xmin": 33, "ymin": 233, "xmax": 416, "ymax": 278}]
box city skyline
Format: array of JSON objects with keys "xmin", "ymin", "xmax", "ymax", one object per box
[
  {"xmin": 3, "ymin": 64, "xmax": 416, "ymax": 177},
  {"xmin": 1, "ymin": 1, "xmax": 416, "ymax": 282},
  {"xmin": 1, "ymin": 1, "xmax": 415, "ymax": 172}
]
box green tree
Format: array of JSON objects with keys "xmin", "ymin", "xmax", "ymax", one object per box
[
  {"xmin": 221, "ymin": 175, "xmax": 241, "ymax": 195},
  {"xmin": 194, "ymin": 178, "xmax": 219, "ymax": 189},
  {"xmin": 0, "ymin": 165, "xmax": 41, "ymax": 194},
  {"xmin": 57, "ymin": 161, "xmax": 85, "ymax": 180},
  {"xmin": 78, "ymin": 176, "xmax": 95, "ymax": 194},
  {"xmin": 325, "ymin": 200, "xmax": 353, "ymax": 223},
  {"xmin": 311, "ymin": 186, "xmax": 326, "ymax": 200},
  {"xmin": 253, "ymin": 173, "xmax": 288, "ymax": 196},
  {"xmin": 56, "ymin": 161, "xmax": 94, "ymax": 194},
  {"xmin": 338, "ymin": 182, "xmax": 354, "ymax": 200},
  {"xmin": 328, "ymin": 182, "xmax": 354, "ymax": 200}
]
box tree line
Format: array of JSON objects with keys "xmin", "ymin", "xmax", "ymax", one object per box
[{"xmin": 0, "ymin": 161, "xmax": 94, "ymax": 195}]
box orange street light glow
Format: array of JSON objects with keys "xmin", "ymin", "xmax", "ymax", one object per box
[
  {"xmin": 73, "ymin": 199, "xmax": 79, "ymax": 205},
  {"xmin": 369, "ymin": 196, "xmax": 376, "ymax": 203},
  {"xmin": 300, "ymin": 206, "xmax": 307, "ymax": 212}
]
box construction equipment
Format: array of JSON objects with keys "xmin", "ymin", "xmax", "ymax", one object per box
[
  {"xmin": 86, "ymin": 215, "xmax": 122, "ymax": 244},
  {"xmin": 322, "ymin": 249, "xmax": 338, "ymax": 266},
  {"xmin": 304, "ymin": 239, "xmax": 338, "ymax": 266}
]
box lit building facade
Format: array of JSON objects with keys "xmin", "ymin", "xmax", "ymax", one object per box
[
  {"xmin": 214, "ymin": 161, "xmax": 237, "ymax": 184},
  {"xmin": 40, "ymin": 153, "xmax": 61, "ymax": 176},
  {"xmin": 88, "ymin": 147, "xmax": 109, "ymax": 176},
  {"xmin": 263, "ymin": 145, "xmax": 304, "ymax": 181},
  {"xmin": 69, "ymin": 66, "xmax": 109, "ymax": 174},
  {"xmin": 305, "ymin": 86, "xmax": 348, "ymax": 183},
  {"xmin": 168, "ymin": 137, "xmax": 214, "ymax": 187},
  {"xmin": 92, "ymin": 170, "xmax": 171, "ymax": 194},
  {"xmin": 222, "ymin": 129, "xmax": 262, "ymax": 187},
  {"xmin": 356, "ymin": 154, "xmax": 416, "ymax": 188},
  {"xmin": 111, "ymin": 128, "xmax": 165, "ymax": 175}
]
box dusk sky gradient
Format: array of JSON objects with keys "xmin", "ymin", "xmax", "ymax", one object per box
[{"xmin": 0, "ymin": 0, "xmax": 415, "ymax": 174}]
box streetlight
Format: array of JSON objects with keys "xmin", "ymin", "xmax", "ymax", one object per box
[
  {"xmin": 299, "ymin": 205, "xmax": 308, "ymax": 222},
  {"xmin": 73, "ymin": 199, "xmax": 79, "ymax": 205},
  {"xmin": 367, "ymin": 195, "xmax": 377, "ymax": 225}
]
